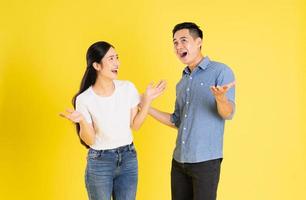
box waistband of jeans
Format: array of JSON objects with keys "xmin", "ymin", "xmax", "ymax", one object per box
[{"xmin": 89, "ymin": 143, "xmax": 134, "ymax": 153}]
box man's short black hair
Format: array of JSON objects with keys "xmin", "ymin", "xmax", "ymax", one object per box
[{"xmin": 172, "ymin": 22, "xmax": 203, "ymax": 39}]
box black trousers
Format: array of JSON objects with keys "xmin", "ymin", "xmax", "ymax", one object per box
[{"xmin": 171, "ymin": 158, "xmax": 222, "ymax": 200}]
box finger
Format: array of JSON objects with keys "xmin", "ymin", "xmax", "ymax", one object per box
[
  {"xmin": 59, "ymin": 112, "xmax": 73, "ymax": 121},
  {"xmin": 216, "ymin": 85, "xmax": 223, "ymax": 91},
  {"xmin": 225, "ymin": 81, "xmax": 235, "ymax": 89},
  {"xmin": 147, "ymin": 82, "xmax": 153, "ymax": 89},
  {"xmin": 59, "ymin": 112, "xmax": 67, "ymax": 118},
  {"xmin": 210, "ymin": 87, "xmax": 222, "ymax": 95},
  {"xmin": 156, "ymin": 80, "xmax": 163, "ymax": 88},
  {"xmin": 153, "ymin": 86, "xmax": 166, "ymax": 97},
  {"xmin": 156, "ymin": 86, "xmax": 166, "ymax": 94},
  {"xmin": 157, "ymin": 80, "xmax": 166, "ymax": 88},
  {"xmin": 222, "ymin": 85, "xmax": 229, "ymax": 91},
  {"xmin": 157, "ymin": 81, "xmax": 167, "ymax": 91},
  {"xmin": 160, "ymin": 80, "xmax": 167, "ymax": 88},
  {"xmin": 210, "ymin": 86, "xmax": 218, "ymax": 93},
  {"xmin": 66, "ymin": 108, "xmax": 74, "ymax": 113}
]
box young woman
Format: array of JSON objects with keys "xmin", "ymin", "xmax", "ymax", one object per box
[{"xmin": 60, "ymin": 41, "xmax": 166, "ymax": 200}]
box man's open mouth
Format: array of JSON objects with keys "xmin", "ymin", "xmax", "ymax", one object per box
[{"xmin": 179, "ymin": 52, "xmax": 188, "ymax": 58}]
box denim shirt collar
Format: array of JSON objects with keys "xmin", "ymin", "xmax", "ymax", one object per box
[{"xmin": 183, "ymin": 56, "xmax": 211, "ymax": 75}]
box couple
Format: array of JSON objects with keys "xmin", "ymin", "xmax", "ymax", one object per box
[{"xmin": 60, "ymin": 22, "xmax": 236, "ymax": 200}]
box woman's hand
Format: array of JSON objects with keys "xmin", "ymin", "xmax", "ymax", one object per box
[
  {"xmin": 142, "ymin": 80, "xmax": 167, "ymax": 104},
  {"xmin": 59, "ymin": 109, "xmax": 84, "ymax": 123},
  {"xmin": 130, "ymin": 80, "xmax": 167, "ymax": 131}
]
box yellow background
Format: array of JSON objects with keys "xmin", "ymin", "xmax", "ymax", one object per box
[{"xmin": 1, "ymin": 0, "xmax": 305, "ymax": 199}]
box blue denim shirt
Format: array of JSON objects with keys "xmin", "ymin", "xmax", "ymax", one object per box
[{"xmin": 171, "ymin": 57, "xmax": 235, "ymax": 163}]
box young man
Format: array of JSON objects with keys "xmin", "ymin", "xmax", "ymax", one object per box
[{"xmin": 149, "ymin": 22, "xmax": 235, "ymax": 200}]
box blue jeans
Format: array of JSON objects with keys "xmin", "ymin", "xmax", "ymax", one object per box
[{"xmin": 85, "ymin": 143, "xmax": 138, "ymax": 200}]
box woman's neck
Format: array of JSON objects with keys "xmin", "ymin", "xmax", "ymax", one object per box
[{"xmin": 92, "ymin": 76, "xmax": 115, "ymax": 97}]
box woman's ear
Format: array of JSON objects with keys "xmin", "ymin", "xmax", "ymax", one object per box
[{"xmin": 92, "ymin": 62, "xmax": 101, "ymax": 71}]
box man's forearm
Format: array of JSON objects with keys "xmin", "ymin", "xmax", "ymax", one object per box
[
  {"xmin": 216, "ymin": 97, "xmax": 234, "ymax": 119},
  {"xmin": 148, "ymin": 107, "xmax": 176, "ymax": 128}
]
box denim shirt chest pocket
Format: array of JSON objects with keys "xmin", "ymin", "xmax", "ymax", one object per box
[{"xmin": 193, "ymin": 79, "xmax": 216, "ymax": 104}]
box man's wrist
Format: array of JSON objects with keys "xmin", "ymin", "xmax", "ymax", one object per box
[{"xmin": 215, "ymin": 95, "xmax": 228, "ymax": 103}]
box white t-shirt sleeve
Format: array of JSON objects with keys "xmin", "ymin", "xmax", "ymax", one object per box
[
  {"xmin": 75, "ymin": 96, "xmax": 92, "ymax": 124},
  {"xmin": 128, "ymin": 82, "xmax": 140, "ymax": 108}
]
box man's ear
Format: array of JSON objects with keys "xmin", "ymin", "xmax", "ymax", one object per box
[
  {"xmin": 196, "ymin": 37, "xmax": 202, "ymax": 49},
  {"xmin": 92, "ymin": 62, "xmax": 101, "ymax": 71}
]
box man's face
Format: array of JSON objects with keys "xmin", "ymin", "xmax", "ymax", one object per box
[{"xmin": 173, "ymin": 29, "xmax": 202, "ymax": 65}]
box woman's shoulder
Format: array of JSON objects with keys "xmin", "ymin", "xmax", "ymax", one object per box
[{"xmin": 76, "ymin": 87, "xmax": 93, "ymax": 102}]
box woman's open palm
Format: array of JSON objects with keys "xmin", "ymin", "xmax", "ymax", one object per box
[{"xmin": 59, "ymin": 109, "xmax": 84, "ymax": 123}]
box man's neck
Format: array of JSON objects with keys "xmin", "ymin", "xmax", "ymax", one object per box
[{"xmin": 188, "ymin": 54, "xmax": 204, "ymax": 71}]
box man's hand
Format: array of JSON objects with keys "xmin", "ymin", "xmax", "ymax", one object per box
[{"xmin": 210, "ymin": 81, "xmax": 235, "ymax": 102}]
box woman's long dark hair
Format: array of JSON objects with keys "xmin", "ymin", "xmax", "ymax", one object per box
[{"xmin": 72, "ymin": 41, "xmax": 113, "ymax": 148}]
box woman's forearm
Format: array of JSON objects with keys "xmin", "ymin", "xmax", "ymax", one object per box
[
  {"xmin": 79, "ymin": 119, "xmax": 96, "ymax": 145},
  {"xmin": 131, "ymin": 100, "xmax": 151, "ymax": 131}
]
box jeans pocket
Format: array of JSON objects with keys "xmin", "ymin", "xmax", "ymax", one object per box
[
  {"xmin": 129, "ymin": 147, "xmax": 137, "ymax": 157},
  {"xmin": 87, "ymin": 149, "xmax": 101, "ymax": 160}
]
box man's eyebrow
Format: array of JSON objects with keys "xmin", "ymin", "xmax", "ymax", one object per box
[{"xmin": 173, "ymin": 36, "xmax": 187, "ymax": 42}]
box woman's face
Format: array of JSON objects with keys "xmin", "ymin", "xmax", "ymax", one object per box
[{"xmin": 95, "ymin": 47, "xmax": 120, "ymax": 80}]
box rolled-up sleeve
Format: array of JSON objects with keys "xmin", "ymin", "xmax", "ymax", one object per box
[{"xmin": 171, "ymin": 98, "xmax": 181, "ymax": 128}]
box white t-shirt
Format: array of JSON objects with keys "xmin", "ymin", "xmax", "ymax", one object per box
[{"xmin": 75, "ymin": 80, "xmax": 140, "ymax": 150}]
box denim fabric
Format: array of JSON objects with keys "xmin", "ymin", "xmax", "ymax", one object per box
[
  {"xmin": 171, "ymin": 57, "xmax": 235, "ymax": 163},
  {"xmin": 85, "ymin": 143, "xmax": 138, "ymax": 200}
]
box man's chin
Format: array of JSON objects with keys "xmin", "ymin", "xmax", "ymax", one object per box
[{"xmin": 180, "ymin": 59, "xmax": 190, "ymax": 65}]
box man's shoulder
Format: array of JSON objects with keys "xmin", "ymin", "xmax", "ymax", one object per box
[{"xmin": 208, "ymin": 60, "xmax": 231, "ymax": 72}]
